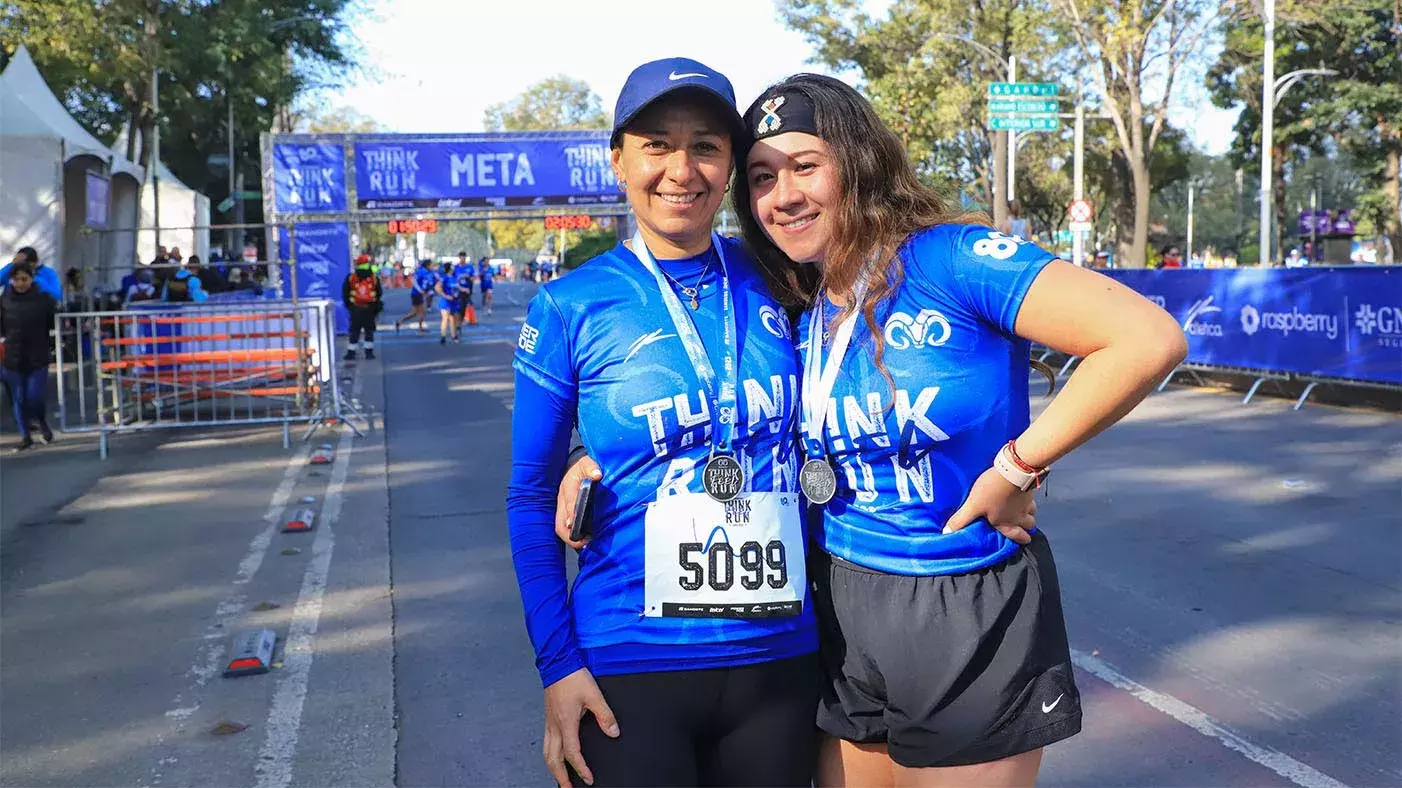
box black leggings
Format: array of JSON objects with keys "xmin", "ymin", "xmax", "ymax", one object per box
[
  {"xmin": 574, "ymin": 654, "xmax": 820, "ymax": 787},
  {"xmin": 348, "ymin": 306, "xmax": 376, "ymax": 345}
]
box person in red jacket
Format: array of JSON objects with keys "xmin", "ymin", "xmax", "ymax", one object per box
[{"xmin": 343, "ymin": 254, "xmax": 383, "ymax": 360}]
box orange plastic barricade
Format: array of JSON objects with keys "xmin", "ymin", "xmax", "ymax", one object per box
[{"xmin": 53, "ymin": 298, "xmax": 360, "ymax": 457}]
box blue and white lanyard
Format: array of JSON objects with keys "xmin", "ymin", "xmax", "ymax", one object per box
[
  {"xmin": 630, "ymin": 230, "xmax": 740, "ymax": 455},
  {"xmin": 801, "ymin": 280, "xmax": 869, "ymax": 460}
]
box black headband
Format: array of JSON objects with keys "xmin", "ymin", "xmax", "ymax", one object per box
[{"xmin": 745, "ymin": 90, "xmax": 819, "ymax": 142}]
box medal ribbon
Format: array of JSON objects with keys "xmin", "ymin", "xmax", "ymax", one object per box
[
  {"xmin": 801, "ymin": 277, "xmax": 871, "ymax": 460},
  {"xmin": 630, "ymin": 230, "xmax": 740, "ymax": 455}
]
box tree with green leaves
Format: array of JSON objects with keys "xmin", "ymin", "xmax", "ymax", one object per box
[
  {"xmin": 1052, "ymin": 0, "xmax": 1240, "ymax": 267},
  {"xmin": 1, "ymin": 0, "xmax": 362, "ymax": 233},
  {"xmin": 778, "ymin": 0, "xmax": 1058, "ymax": 220},
  {"xmin": 1208, "ymin": 0, "xmax": 1399, "ymax": 263}
]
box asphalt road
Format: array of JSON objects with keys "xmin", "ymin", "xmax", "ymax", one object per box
[{"xmin": 2, "ymin": 277, "xmax": 1398, "ymax": 787}]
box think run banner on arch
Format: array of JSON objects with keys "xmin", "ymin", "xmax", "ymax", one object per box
[
  {"xmin": 1103, "ymin": 266, "xmax": 1402, "ymax": 385},
  {"xmin": 271, "ymin": 132, "xmax": 624, "ymax": 212}
]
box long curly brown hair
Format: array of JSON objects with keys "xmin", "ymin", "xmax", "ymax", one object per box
[{"xmin": 734, "ymin": 74, "xmax": 988, "ymax": 385}]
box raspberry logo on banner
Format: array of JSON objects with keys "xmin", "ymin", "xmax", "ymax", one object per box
[{"xmin": 1240, "ymin": 305, "xmax": 1261, "ymax": 335}]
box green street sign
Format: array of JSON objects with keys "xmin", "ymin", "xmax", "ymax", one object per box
[
  {"xmin": 235, "ymin": 190, "xmax": 262, "ymax": 200},
  {"xmin": 988, "ymin": 99, "xmax": 1060, "ymax": 114},
  {"xmin": 217, "ymin": 196, "xmax": 235, "ymax": 213},
  {"xmin": 987, "ymin": 82, "xmax": 1059, "ymax": 97},
  {"xmin": 988, "ymin": 115, "xmax": 1061, "ymax": 131}
]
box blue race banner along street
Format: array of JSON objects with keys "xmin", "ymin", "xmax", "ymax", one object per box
[
  {"xmin": 352, "ymin": 132, "xmax": 623, "ymax": 210},
  {"xmin": 1103, "ymin": 267, "xmax": 1401, "ymax": 385},
  {"xmin": 279, "ymin": 222, "xmax": 351, "ymax": 333},
  {"xmin": 272, "ymin": 143, "xmax": 348, "ymax": 214}
]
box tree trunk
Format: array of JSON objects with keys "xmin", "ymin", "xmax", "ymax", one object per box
[
  {"xmin": 1385, "ymin": 145, "xmax": 1400, "ymax": 265},
  {"xmin": 992, "ymin": 130, "xmax": 1008, "ymax": 229},
  {"xmin": 1128, "ymin": 159, "xmax": 1152, "ymax": 268},
  {"xmin": 1112, "ymin": 151, "xmax": 1135, "ymax": 265}
]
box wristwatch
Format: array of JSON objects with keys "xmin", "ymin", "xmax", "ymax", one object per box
[{"xmin": 993, "ymin": 440, "xmax": 1050, "ymax": 491}]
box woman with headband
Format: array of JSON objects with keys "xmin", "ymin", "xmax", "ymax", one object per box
[
  {"xmin": 735, "ymin": 74, "xmax": 1186, "ymax": 787},
  {"xmin": 506, "ymin": 59, "xmax": 821, "ymax": 788}
]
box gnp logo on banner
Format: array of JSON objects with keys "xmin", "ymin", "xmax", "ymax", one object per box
[{"xmin": 1355, "ymin": 303, "xmax": 1402, "ymax": 348}]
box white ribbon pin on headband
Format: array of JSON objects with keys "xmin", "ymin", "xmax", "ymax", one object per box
[{"xmin": 756, "ymin": 96, "xmax": 786, "ymax": 135}]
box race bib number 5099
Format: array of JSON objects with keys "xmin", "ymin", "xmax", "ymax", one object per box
[{"xmin": 643, "ymin": 492, "xmax": 805, "ymax": 619}]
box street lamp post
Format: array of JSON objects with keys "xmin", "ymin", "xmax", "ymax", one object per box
[
  {"xmin": 1258, "ymin": 0, "xmax": 1336, "ymax": 266},
  {"xmin": 1258, "ymin": 0, "xmax": 1275, "ymax": 267}
]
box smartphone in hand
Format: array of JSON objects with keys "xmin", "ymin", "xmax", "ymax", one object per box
[{"xmin": 569, "ymin": 477, "xmax": 595, "ymax": 543}]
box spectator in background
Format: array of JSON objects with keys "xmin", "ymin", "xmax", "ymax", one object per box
[
  {"xmin": 122, "ymin": 264, "xmax": 158, "ymax": 304},
  {"xmin": 0, "ymin": 248, "xmax": 62, "ymax": 301},
  {"xmin": 161, "ymin": 264, "xmax": 208, "ymax": 302},
  {"xmin": 1187, "ymin": 252, "xmax": 1205, "ymax": 269},
  {"xmin": 1160, "ymin": 246, "xmax": 1183, "ymax": 269},
  {"xmin": 151, "ymin": 245, "xmax": 170, "ymax": 266},
  {"xmin": 0, "ymin": 261, "xmax": 59, "ymax": 452},
  {"xmin": 1285, "ymin": 248, "xmax": 1310, "ymax": 268},
  {"xmin": 191, "ymin": 255, "xmax": 228, "ymax": 294},
  {"xmin": 169, "ymin": 247, "xmax": 183, "ymax": 266}
]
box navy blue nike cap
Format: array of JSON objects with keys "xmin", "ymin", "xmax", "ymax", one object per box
[{"xmin": 612, "ymin": 57, "xmax": 744, "ymax": 145}]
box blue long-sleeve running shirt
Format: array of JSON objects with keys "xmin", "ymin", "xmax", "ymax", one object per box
[{"xmin": 506, "ymin": 238, "xmax": 817, "ymax": 688}]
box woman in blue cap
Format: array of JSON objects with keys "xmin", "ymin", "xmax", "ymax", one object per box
[{"xmin": 506, "ymin": 58, "xmax": 821, "ymax": 787}]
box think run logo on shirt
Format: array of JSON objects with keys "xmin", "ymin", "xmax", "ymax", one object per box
[
  {"xmin": 797, "ymin": 225, "xmax": 1054, "ymax": 577},
  {"xmin": 513, "ymin": 237, "xmax": 815, "ymax": 671}
]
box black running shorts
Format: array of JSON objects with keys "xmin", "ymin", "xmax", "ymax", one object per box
[
  {"xmin": 410, "ymin": 290, "xmax": 424, "ymax": 306},
  {"xmin": 573, "ymin": 654, "xmax": 820, "ymax": 787},
  {"xmin": 812, "ymin": 532, "xmax": 1081, "ymax": 768}
]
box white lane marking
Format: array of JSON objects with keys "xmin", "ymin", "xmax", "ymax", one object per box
[
  {"xmin": 1071, "ymin": 649, "xmax": 1349, "ymax": 788},
  {"xmin": 253, "ymin": 424, "xmax": 354, "ymax": 788},
  {"xmin": 149, "ymin": 439, "xmax": 315, "ymax": 784}
]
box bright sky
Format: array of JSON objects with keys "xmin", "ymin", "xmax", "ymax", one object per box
[{"xmin": 331, "ymin": 0, "xmax": 1241, "ymax": 155}]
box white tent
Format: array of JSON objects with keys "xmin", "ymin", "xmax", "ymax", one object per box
[
  {"xmin": 111, "ymin": 125, "xmax": 211, "ymax": 266},
  {"xmin": 2, "ymin": 45, "xmax": 210, "ymax": 285},
  {"xmin": 0, "ymin": 75, "xmax": 64, "ymax": 271},
  {"xmin": 1, "ymin": 45, "xmax": 146, "ymax": 287}
]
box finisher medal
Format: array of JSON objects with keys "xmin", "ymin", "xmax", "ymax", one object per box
[
  {"xmin": 799, "ymin": 458, "xmax": 838, "ymax": 505},
  {"xmin": 702, "ymin": 454, "xmax": 745, "ymax": 502}
]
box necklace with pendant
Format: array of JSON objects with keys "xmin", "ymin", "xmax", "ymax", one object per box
[{"xmin": 659, "ymin": 253, "xmax": 714, "ymax": 310}]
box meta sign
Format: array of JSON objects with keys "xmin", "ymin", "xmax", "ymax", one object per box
[{"xmin": 353, "ymin": 132, "xmax": 623, "ymax": 210}]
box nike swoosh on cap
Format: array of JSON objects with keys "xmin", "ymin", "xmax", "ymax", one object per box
[{"xmin": 668, "ymin": 71, "xmax": 708, "ymax": 81}]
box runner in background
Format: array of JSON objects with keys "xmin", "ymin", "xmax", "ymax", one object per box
[
  {"xmin": 435, "ymin": 262, "xmax": 460, "ymax": 345},
  {"xmin": 477, "ymin": 256, "xmax": 495, "ymax": 315},
  {"xmin": 396, "ymin": 259, "xmax": 437, "ymax": 334},
  {"xmin": 456, "ymin": 253, "xmax": 478, "ymax": 327},
  {"xmin": 343, "ymin": 254, "xmax": 383, "ymax": 360}
]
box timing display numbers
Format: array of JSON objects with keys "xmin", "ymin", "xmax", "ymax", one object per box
[
  {"xmin": 386, "ymin": 218, "xmax": 439, "ymax": 234},
  {"xmin": 543, "ymin": 214, "xmax": 593, "ymax": 231}
]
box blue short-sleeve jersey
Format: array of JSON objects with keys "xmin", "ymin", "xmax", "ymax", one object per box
[
  {"xmin": 511, "ymin": 238, "xmax": 816, "ymax": 678},
  {"xmin": 413, "ymin": 267, "xmax": 436, "ymax": 294},
  {"xmin": 479, "ymin": 262, "xmax": 494, "ymax": 284},
  {"xmin": 797, "ymin": 224, "xmax": 1054, "ymax": 576}
]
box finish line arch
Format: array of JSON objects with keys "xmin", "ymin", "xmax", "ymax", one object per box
[{"xmin": 260, "ymin": 130, "xmax": 628, "ymax": 330}]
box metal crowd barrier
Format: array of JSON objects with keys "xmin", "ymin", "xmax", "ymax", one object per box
[{"xmin": 54, "ymin": 298, "xmax": 364, "ymax": 457}]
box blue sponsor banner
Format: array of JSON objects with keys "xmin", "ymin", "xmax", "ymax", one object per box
[
  {"xmin": 279, "ymin": 223, "xmax": 350, "ymax": 333},
  {"xmin": 1104, "ymin": 267, "xmax": 1401, "ymax": 385},
  {"xmin": 352, "ymin": 132, "xmax": 624, "ymax": 210},
  {"xmin": 272, "ymin": 143, "xmax": 347, "ymax": 214}
]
